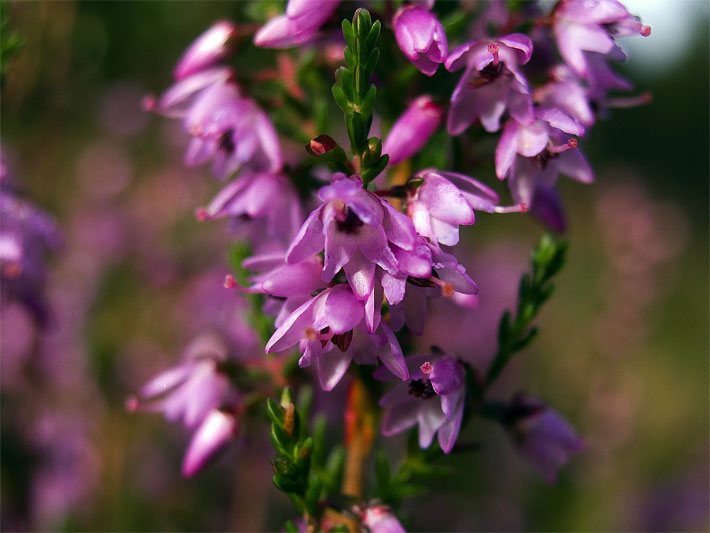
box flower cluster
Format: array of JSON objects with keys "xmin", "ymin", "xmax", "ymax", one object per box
[{"xmin": 134, "ymin": 1, "xmax": 650, "ymax": 528}]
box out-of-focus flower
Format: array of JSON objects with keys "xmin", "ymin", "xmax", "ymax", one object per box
[
  {"xmin": 552, "ymin": 0, "xmax": 650, "ymax": 77},
  {"xmin": 360, "ymin": 504, "xmax": 407, "ymax": 533},
  {"xmin": 393, "ymin": 5, "xmax": 448, "ymax": 76},
  {"xmin": 254, "ymin": 0, "xmax": 341, "ymax": 49},
  {"xmin": 174, "ymin": 21, "xmax": 236, "ymax": 80},
  {"xmin": 445, "ymin": 34, "xmax": 533, "ymax": 134},
  {"xmin": 535, "ymin": 65, "xmax": 596, "ymax": 127},
  {"xmin": 128, "ymin": 332, "xmax": 236, "ymax": 429},
  {"xmin": 505, "ymin": 394, "xmax": 585, "ymax": 483},
  {"xmin": 378, "ymin": 352, "xmax": 465, "ymax": 453},
  {"xmin": 200, "ymin": 171, "xmax": 302, "ymax": 244},
  {"xmin": 181, "ymin": 408, "xmax": 239, "ymax": 478},
  {"xmin": 383, "ymin": 96, "xmax": 443, "ymax": 165},
  {"xmin": 0, "ymin": 181, "xmax": 61, "ymax": 328}
]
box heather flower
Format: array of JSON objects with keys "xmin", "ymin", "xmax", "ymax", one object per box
[
  {"xmin": 285, "ymin": 175, "xmax": 417, "ymax": 299},
  {"xmin": 360, "ymin": 504, "xmax": 406, "ymax": 533},
  {"xmin": 174, "ymin": 21, "xmax": 236, "ymax": 81},
  {"xmin": 127, "ymin": 332, "xmax": 236, "ymax": 429},
  {"xmin": 445, "ymin": 34, "xmax": 533, "ymax": 134},
  {"xmin": 535, "ymin": 65, "xmax": 596, "ymax": 127},
  {"xmin": 495, "ymin": 107, "xmax": 585, "ymax": 180},
  {"xmin": 505, "ymin": 394, "xmax": 585, "ymax": 483},
  {"xmin": 265, "ymin": 284, "xmax": 408, "ymax": 390},
  {"xmin": 502, "ymin": 131, "xmax": 593, "ymax": 219},
  {"xmin": 182, "ymin": 407, "xmax": 239, "ymax": 478},
  {"xmin": 254, "ymin": 0, "xmax": 341, "ymax": 49},
  {"xmin": 0, "ymin": 185, "xmax": 61, "ymax": 327},
  {"xmin": 393, "ymin": 5, "xmax": 448, "ymax": 76},
  {"xmin": 182, "ymin": 82, "xmax": 283, "ymax": 178},
  {"xmin": 552, "ymin": 0, "xmax": 650, "ymax": 77},
  {"xmin": 383, "ymin": 96, "xmax": 443, "ymax": 165},
  {"xmin": 406, "ymin": 169, "xmax": 506, "ymax": 246},
  {"xmin": 199, "ymin": 170, "xmax": 302, "ymax": 244},
  {"xmin": 378, "ymin": 352, "xmax": 465, "ymax": 453}
]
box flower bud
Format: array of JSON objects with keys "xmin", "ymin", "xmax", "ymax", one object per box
[
  {"xmin": 181, "ymin": 408, "xmax": 238, "ymax": 478},
  {"xmin": 393, "ymin": 6, "xmax": 448, "ymax": 76},
  {"xmin": 383, "ymin": 96, "xmax": 443, "ymax": 165}
]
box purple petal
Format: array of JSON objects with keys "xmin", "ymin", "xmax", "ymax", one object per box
[
  {"xmin": 495, "ymin": 120, "xmax": 519, "ymax": 179},
  {"xmin": 181, "ymin": 409, "xmax": 237, "ymax": 478},
  {"xmin": 286, "ymin": 208, "xmax": 325, "ymax": 264},
  {"xmin": 316, "ymin": 349, "xmax": 353, "ymax": 391}
]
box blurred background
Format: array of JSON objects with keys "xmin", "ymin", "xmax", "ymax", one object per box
[{"xmin": 1, "ymin": 0, "xmax": 707, "ymax": 531}]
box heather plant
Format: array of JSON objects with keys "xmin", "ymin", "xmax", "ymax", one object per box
[{"xmin": 127, "ymin": 1, "xmax": 656, "ymax": 529}]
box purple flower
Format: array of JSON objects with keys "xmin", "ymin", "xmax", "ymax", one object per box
[
  {"xmin": 360, "ymin": 504, "xmax": 406, "ymax": 533},
  {"xmin": 495, "ymin": 107, "xmax": 585, "ymax": 179},
  {"xmin": 535, "ymin": 65, "xmax": 596, "ymax": 127},
  {"xmin": 174, "ymin": 21, "xmax": 236, "ymax": 81},
  {"xmin": 182, "ymin": 407, "xmax": 239, "ymax": 478},
  {"xmin": 0, "ymin": 184, "xmax": 61, "ymax": 327},
  {"xmin": 199, "ymin": 170, "xmax": 302, "ymax": 245},
  {"xmin": 552, "ymin": 0, "xmax": 650, "ymax": 76},
  {"xmin": 393, "ymin": 5, "xmax": 448, "ymax": 76},
  {"xmin": 386, "ymin": 241, "xmax": 479, "ymax": 335},
  {"xmin": 506, "ymin": 394, "xmax": 585, "ymax": 483},
  {"xmin": 127, "ymin": 332, "xmax": 236, "ymax": 429},
  {"xmin": 182, "ymin": 81, "xmax": 283, "ymax": 178},
  {"xmin": 265, "ymin": 284, "xmax": 408, "ymax": 390},
  {"xmin": 378, "ymin": 353, "xmax": 465, "ymax": 453},
  {"xmin": 383, "ymin": 96, "xmax": 443, "ymax": 165},
  {"xmin": 445, "ymin": 34, "xmax": 533, "ymax": 134},
  {"xmin": 406, "ymin": 169, "xmax": 505, "ymax": 246},
  {"xmin": 286, "ymin": 175, "xmax": 417, "ymax": 300},
  {"xmin": 254, "ymin": 0, "xmax": 340, "ymax": 49}
]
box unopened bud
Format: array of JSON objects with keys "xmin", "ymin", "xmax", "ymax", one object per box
[{"xmin": 307, "ymin": 135, "xmax": 338, "ymax": 156}]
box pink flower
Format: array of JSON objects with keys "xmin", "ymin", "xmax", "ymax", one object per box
[
  {"xmin": 506, "ymin": 394, "xmax": 585, "ymax": 483},
  {"xmin": 378, "ymin": 352, "xmax": 466, "ymax": 453},
  {"xmin": 383, "ymin": 96, "xmax": 443, "ymax": 165},
  {"xmin": 393, "ymin": 5, "xmax": 448, "ymax": 76},
  {"xmin": 286, "ymin": 175, "xmax": 417, "ymax": 300},
  {"xmin": 182, "ymin": 408, "xmax": 239, "ymax": 478},
  {"xmin": 174, "ymin": 21, "xmax": 236, "ymax": 81},
  {"xmin": 552, "ymin": 0, "xmax": 650, "ymax": 76},
  {"xmin": 254, "ymin": 0, "xmax": 340, "ymax": 49},
  {"xmin": 445, "ymin": 34, "xmax": 534, "ymax": 134},
  {"xmin": 265, "ymin": 284, "xmax": 408, "ymax": 390}
]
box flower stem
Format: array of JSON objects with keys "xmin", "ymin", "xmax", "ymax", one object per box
[{"xmin": 342, "ymin": 377, "xmax": 377, "ymax": 498}]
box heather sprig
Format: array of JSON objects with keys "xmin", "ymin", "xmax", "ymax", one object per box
[
  {"xmin": 485, "ymin": 234, "xmax": 568, "ymax": 385},
  {"xmin": 332, "ymin": 9, "xmax": 389, "ymax": 184}
]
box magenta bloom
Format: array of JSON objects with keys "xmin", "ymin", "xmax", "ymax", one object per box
[
  {"xmin": 201, "ymin": 171, "xmax": 302, "ymax": 244},
  {"xmin": 182, "ymin": 81, "xmax": 283, "ymax": 178},
  {"xmin": 378, "ymin": 353, "xmax": 465, "ymax": 453},
  {"xmin": 1, "ymin": 181, "xmax": 61, "ymax": 327},
  {"xmin": 383, "ymin": 96, "xmax": 443, "ymax": 165},
  {"xmin": 254, "ymin": 0, "xmax": 340, "ymax": 49},
  {"xmin": 506, "ymin": 394, "xmax": 585, "ymax": 483},
  {"xmin": 182, "ymin": 408, "xmax": 239, "ymax": 478},
  {"xmin": 495, "ymin": 107, "xmax": 585, "ymax": 180},
  {"xmin": 174, "ymin": 21, "xmax": 236, "ymax": 81},
  {"xmin": 445, "ymin": 33, "xmax": 533, "ymax": 134},
  {"xmin": 553, "ymin": 0, "xmax": 650, "ymax": 76},
  {"xmin": 393, "ymin": 5, "xmax": 448, "ymax": 76},
  {"xmin": 286, "ymin": 175, "xmax": 417, "ymax": 300},
  {"xmin": 128, "ymin": 332, "xmax": 235, "ymax": 429},
  {"xmin": 535, "ymin": 65, "xmax": 596, "ymax": 127},
  {"xmin": 407, "ymin": 169, "xmax": 501, "ymax": 246},
  {"xmin": 360, "ymin": 505, "xmax": 406, "ymax": 533},
  {"xmin": 265, "ymin": 284, "xmax": 408, "ymax": 390}
]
